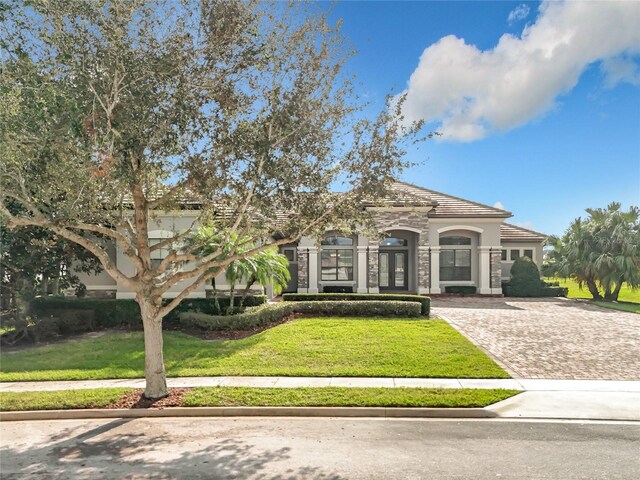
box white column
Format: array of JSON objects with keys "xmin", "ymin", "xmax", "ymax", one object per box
[
  {"xmin": 308, "ymin": 246, "xmax": 319, "ymax": 294},
  {"xmin": 479, "ymin": 246, "xmax": 491, "ymax": 295},
  {"xmin": 357, "ymin": 246, "xmax": 368, "ymax": 293},
  {"xmin": 430, "ymin": 246, "xmax": 441, "ymax": 294}
]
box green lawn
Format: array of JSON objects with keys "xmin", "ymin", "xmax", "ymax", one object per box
[
  {"xmin": 0, "ymin": 388, "xmax": 129, "ymax": 411},
  {"xmin": 0, "ymin": 318, "xmax": 509, "ymax": 381},
  {"xmin": 184, "ymin": 387, "xmax": 518, "ymax": 408},
  {"xmin": 0, "ymin": 387, "xmax": 518, "ymax": 411},
  {"xmin": 546, "ymin": 277, "xmax": 640, "ymax": 313}
]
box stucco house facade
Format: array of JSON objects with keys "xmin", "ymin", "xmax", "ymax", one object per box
[{"xmin": 76, "ymin": 181, "xmax": 546, "ymax": 298}]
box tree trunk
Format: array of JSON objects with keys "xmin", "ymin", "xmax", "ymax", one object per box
[
  {"xmin": 585, "ymin": 278, "xmax": 602, "ymax": 300},
  {"xmin": 139, "ymin": 298, "xmax": 168, "ymax": 399},
  {"xmin": 40, "ymin": 276, "xmax": 49, "ymax": 295},
  {"xmin": 51, "ymin": 277, "xmax": 60, "ymax": 295},
  {"xmin": 240, "ymin": 278, "xmax": 256, "ymax": 307},
  {"xmin": 606, "ymin": 280, "xmax": 624, "ymax": 302}
]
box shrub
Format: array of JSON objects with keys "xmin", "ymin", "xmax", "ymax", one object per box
[
  {"xmin": 322, "ymin": 285, "xmax": 353, "ymax": 293},
  {"xmin": 30, "ymin": 295, "xmax": 268, "ymax": 329},
  {"xmin": 444, "ymin": 286, "xmax": 477, "ymax": 295},
  {"xmin": 179, "ymin": 300, "xmax": 423, "ymax": 331},
  {"xmin": 282, "ymin": 293, "xmax": 430, "ymax": 316},
  {"xmin": 539, "ymin": 287, "xmax": 568, "ymax": 297},
  {"xmin": 504, "ymin": 256, "xmax": 542, "ymax": 297}
]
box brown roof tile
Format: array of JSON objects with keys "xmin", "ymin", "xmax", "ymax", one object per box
[
  {"xmin": 500, "ymin": 223, "xmax": 546, "ymax": 242},
  {"xmin": 391, "ymin": 181, "xmax": 512, "ymax": 218}
]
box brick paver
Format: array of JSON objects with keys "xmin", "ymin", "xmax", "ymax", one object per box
[{"xmin": 432, "ymin": 297, "xmax": 640, "ymax": 380}]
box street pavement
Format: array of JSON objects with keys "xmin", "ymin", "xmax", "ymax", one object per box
[{"xmin": 1, "ymin": 417, "xmax": 639, "ymax": 479}]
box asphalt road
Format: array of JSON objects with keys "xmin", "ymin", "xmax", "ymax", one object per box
[{"xmin": 1, "ymin": 417, "xmax": 639, "ymax": 479}]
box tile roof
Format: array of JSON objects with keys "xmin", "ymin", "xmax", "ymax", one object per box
[
  {"xmin": 391, "ymin": 181, "xmax": 512, "ymax": 218},
  {"xmin": 500, "ymin": 223, "xmax": 547, "ymax": 242}
]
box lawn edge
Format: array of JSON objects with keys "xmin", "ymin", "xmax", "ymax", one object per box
[{"xmin": 0, "ymin": 405, "xmax": 497, "ymax": 421}]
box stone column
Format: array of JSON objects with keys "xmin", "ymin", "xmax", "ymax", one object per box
[
  {"xmin": 417, "ymin": 245, "xmax": 430, "ymax": 295},
  {"xmin": 307, "ymin": 246, "xmax": 319, "ymax": 294},
  {"xmin": 479, "ymin": 246, "xmax": 492, "ymax": 294},
  {"xmin": 296, "ymin": 247, "xmax": 308, "ymax": 293},
  {"xmin": 357, "ymin": 246, "xmax": 369, "ymax": 293},
  {"xmin": 429, "ymin": 246, "xmax": 441, "ymax": 294},
  {"xmin": 490, "ymin": 248, "xmax": 503, "ymax": 294},
  {"xmin": 368, "ymin": 245, "xmax": 379, "ymax": 294}
]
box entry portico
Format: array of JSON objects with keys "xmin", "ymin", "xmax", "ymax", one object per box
[{"xmin": 291, "ymin": 181, "xmax": 544, "ymax": 296}]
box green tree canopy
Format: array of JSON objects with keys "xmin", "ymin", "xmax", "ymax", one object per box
[
  {"xmin": 0, "ymin": 0, "xmax": 426, "ymax": 398},
  {"xmin": 551, "ymin": 203, "xmax": 640, "ymax": 301}
]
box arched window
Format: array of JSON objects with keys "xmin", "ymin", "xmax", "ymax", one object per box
[
  {"xmin": 440, "ymin": 235, "xmax": 472, "ymax": 281},
  {"xmin": 379, "ymin": 237, "xmax": 408, "ymax": 247},
  {"xmin": 320, "ymin": 236, "xmax": 354, "ymax": 281}
]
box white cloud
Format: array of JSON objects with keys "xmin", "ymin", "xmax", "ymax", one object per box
[
  {"xmin": 508, "ymin": 4, "xmax": 530, "ymax": 25},
  {"xmin": 399, "ymin": 1, "xmax": 640, "ymax": 142},
  {"xmin": 493, "ymin": 201, "xmax": 505, "ymax": 210}
]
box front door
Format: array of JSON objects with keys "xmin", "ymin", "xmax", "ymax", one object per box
[{"xmin": 379, "ymin": 251, "xmax": 408, "ymax": 291}]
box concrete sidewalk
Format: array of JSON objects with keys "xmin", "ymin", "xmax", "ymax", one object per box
[{"xmin": 2, "ymin": 376, "xmax": 640, "ymax": 392}]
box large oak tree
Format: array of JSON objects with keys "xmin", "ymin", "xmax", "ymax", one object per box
[{"xmin": 0, "ymin": 0, "xmax": 425, "ymax": 398}]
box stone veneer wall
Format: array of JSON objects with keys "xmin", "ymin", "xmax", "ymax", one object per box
[
  {"xmin": 370, "ymin": 209, "xmax": 431, "ymax": 291},
  {"xmin": 367, "ymin": 248, "xmax": 379, "ymax": 289},
  {"xmin": 297, "ymin": 248, "xmax": 309, "ymax": 289},
  {"xmin": 490, "ymin": 250, "xmax": 502, "ymax": 289}
]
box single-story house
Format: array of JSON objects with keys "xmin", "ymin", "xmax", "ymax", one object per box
[{"xmin": 75, "ymin": 181, "xmax": 546, "ymax": 298}]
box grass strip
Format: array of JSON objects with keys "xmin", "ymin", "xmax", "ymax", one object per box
[
  {"xmin": 0, "ymin": 388, "xmax": 131, "ymax": 411},
  {"xmin": 0, "ymin": 387, "xmax": 518, "ymax": 411},
  {"xmin": 0, "ymin": 318, "xmax": 509, "ymax": 381},
  {"xmin": 591, "ymin": 301, "xmax": 640, "ymax": 314},
  {"xmin": 183, "ymin": 387, "xmax": 519, "ymax": 408}
]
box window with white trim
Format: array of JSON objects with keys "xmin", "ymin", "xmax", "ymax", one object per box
[
  {"xmin": 320, "ymin": 236, "xmax": 354, "ymax": 281},
  {"xmin": 440, "ymin": 234, "xmax": 472, "ymax": 281}
]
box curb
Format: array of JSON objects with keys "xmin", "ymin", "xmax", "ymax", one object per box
[{"xmin": 0, "ymin": 406, "xmax": 496, "ymax": 421}]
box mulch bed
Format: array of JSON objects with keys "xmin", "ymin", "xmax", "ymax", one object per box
[{"xmin": 109, "ymin": 387, "xmax": 191, "ymax": 409}]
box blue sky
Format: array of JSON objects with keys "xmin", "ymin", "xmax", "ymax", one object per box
[{"xmin": 325, "ymin": 1, "xmax": 640, "ymax": 235}]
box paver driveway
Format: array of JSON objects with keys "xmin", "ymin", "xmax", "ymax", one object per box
[{"xmin": 432, "ymin": 297, "xmax": 640, "ymax": 380}]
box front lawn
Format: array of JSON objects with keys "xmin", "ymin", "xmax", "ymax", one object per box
[
  {"xmin": 0, "ymin": 318, "xmax": 509, "ymax": 381},
  {"xmin": 0, "ymin": 387, "xmax": 518, "ymax": 411},
  {"xmin": 545, "ymin": 277, "xmax": 639, "ymax": 313}
]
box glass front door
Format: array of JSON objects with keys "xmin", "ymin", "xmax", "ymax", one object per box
[{"xmin": 379, "ymin": 251, "xmax": 408, "ymax": 290}]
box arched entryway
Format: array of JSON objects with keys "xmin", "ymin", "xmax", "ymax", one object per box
[{"xmin": 378, "ymin": 229, "xmax": 418, "ymax": 292}]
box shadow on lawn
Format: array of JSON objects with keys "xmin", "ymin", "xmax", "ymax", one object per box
[
  {"xmin": 0, "ymin": 329, "xmax": 270, "ymax": 379},
  {"xmin": 0, "ymin": 418, "xmax": 344, "ymax": 479}
]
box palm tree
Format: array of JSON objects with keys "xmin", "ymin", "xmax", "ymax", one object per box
[
  {"xmin": 239, "ymin": 247, "xmax": 291, "ymax": 306},
  {"xmin": 185, "ymin": 227, "xmax": 290, "ymax": 313},
  {"xmin": 555, "ymin": 203, "xmax": 640, "ymax": 301}
]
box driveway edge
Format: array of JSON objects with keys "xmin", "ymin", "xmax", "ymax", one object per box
[{"xmin": 0, "ymin": 406, "xmax": 496, "ymax": 421}]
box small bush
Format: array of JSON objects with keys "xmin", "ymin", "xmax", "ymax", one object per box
[
  {"xmin": 282, "ymin": 293, "xmax": 430, "ymax": 316},
  {"xmin": 322, "ymin": 285, "xmax": 353, "ymax": 293},
  {"xmin": 503, "ymin": 257, "xmax": 542, "ymax": 297},
  {"xmin": 179, "ymin": 300, "xmax": 423, "ymax": 331},
  {"xmin": 540, "ymin": 287, "xmax": 568, "ymax": 297},
  {"xmin": 444, "ymin": 286, "xmax": 477, "ymax": 295}
]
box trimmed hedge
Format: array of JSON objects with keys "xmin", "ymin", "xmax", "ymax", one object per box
[
  {"xmin": 444, "ymin": 286, "xmax": 477, "ymax": 295},
  {"xmin": 179, "ymin": 300, "xmax": 423, "ymax": 331},
  {"xmin": 502, "ymin": 284, "xmax": 568, "ymax": 298},
  {"xmin": 30, "ymin": 295, "xmax": 268, "ymax": 329},
  {"xmin": 282, "ymin": 293, "xmax": 430, "ymax": 317}
]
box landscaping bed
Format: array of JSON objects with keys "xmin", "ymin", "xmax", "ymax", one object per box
[{"xmin": 0, "ymin": 387, "xmax": 519, "ymax": 411}]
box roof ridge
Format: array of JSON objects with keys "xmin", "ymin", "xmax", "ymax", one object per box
[
  {"xmin": 394, "ymin": 180, "xmax": 513, "ymax": 216},
  {"xmin": 502, "ymin": 222, "xmax": 547, "ymax": 238}
]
